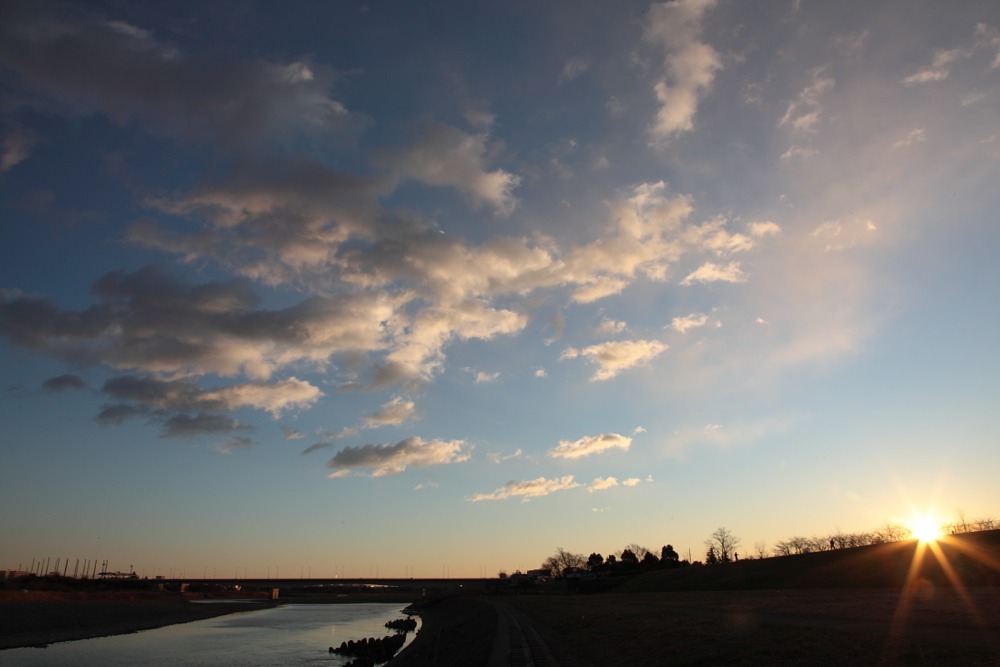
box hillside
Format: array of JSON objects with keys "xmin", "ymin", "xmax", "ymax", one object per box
[{"xmin": 617, "ymin": 529, "xmax": 1000, "ymax": 593}]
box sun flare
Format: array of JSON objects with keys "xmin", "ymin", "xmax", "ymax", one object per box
[{"xmin": 908, "ymin": 514, "xmax": 943, "ymax": 543}]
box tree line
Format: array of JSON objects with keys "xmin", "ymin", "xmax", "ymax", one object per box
[{"xmin": 536, "ymin": 510, "xmax": 996, "ymax": 576}]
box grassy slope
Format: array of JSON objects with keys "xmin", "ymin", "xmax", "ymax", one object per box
[{"xmin": 616, "ymin": 529, "xmax": 1000, "ymax": 593}]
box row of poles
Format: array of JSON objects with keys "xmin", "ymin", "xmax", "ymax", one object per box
[{"xmin": 23, "ymin": 557, "xmax": 109, "ymax": 578}]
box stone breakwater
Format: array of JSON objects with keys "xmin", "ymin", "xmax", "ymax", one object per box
[{"xmin": 328, "ymin": 616, "xmax": 415, "ymax": 666}]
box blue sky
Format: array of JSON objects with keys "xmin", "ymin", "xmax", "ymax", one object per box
[{"xmin": 2, "ymin": 0, "xmax": 998, "ymax": 579}]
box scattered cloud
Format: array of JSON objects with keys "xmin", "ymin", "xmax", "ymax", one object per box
[
  {"xmin": 281, "ymin": 425, "xmax": 305, "ymax": 440},
  {"xmin": 831, "ymin": 30, "xmax": 869, "ymax": 57},
  {"xmin": 487, "ymin": 448, "xmax": 522, "ymax": 464},
  {"xmin": 645, "ymin": 0, "xmax": 722, "ymax": 139},
  {"xmin": 670, "ymin": 312, "xmax": 708, "ymax": 333},
  {"xmin": 326, "ymin": 436, "xmax": 470, "ymax": 477},
  {"xmin": 161, "ymin": 413, "xmax": 250, "ymax": 439},
  {"xmin": 1, "ymin": 131, "xmax": 37, "ymax": 173},
  {"xmin": 218, "ymin": 436, "xmax": 254, "ymax": 454},
  {"xmin": 587, "ymin": 476, "xmax": 618, "ymax": 492},
  {"xmin": 534, "ymin": 368, "xmax": 548, "ymax": 378},
  {"xmin": 0, "ymin": 16, "xmax": 361, "ymax": 151},
  {"xmin": 42, "ymin": 374, "xmax": 86, "ymax": 392},
  {"xmin": 469, "ymin": 475, "xmax": 580, "ymax": 502},
  {"xmin": 364, "ymin": 396, "xmax": 417, "ymax": 429},
  {"xmin": 594, "ymin": 317, "xmax": 627, "ymax": 337},
  {"xmin": 903, "ymin": 48, "xmax": 964, "ymax": 86},
  {"xmin": 891, "ymin": 128, "xmax": 926, "ymax": 150},
  {"xmin": 561, "ymin": 339, "xmax": 667, "ymax": 381},
  {"xmin": 558, "ymin": 57, "xmax": 589, "ymax": 83},
  {"xmin": 414, "ymin": 481, "xmax": 440, "ymax": 491},
  {"xmin": 550, "ymin": 432, "xmax": 632, "ymax": 459},
  {"xmin": 473, "ymin": 371, "xmax": 500, "ymax": 384},
  {"xmin": 379, "ymin": 124, "xmax": 520, "ymax": 216},
  {"xmin": 781, "ymin": 71, "xmax": 834, "ymax": 135},
  {"xmin": 748, "ymin": 221, "xmax": 781, "ymax": 238},
  {"xmin": 622, "ymin": 477, "xmax": 642, "ymax": 487},
  {"xmin": 633, "ymin": 426, "xmax": 646, "ymax": 434},
  {"xmin": 301, "ymin": 442, "xmax": 331, "ymax": 455},
  {"xmin": 977, "ymin": 23, "xmax": 1000, "ymax": 69},
  {"xmin": 680, "ymin": 261, "xmax": 747, "ymax": 285}
]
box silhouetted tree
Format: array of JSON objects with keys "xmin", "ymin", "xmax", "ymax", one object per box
[
  {"xmin": 604, "ymin": 554, "xmax": 617, "ymax": 569},
  {"xmin": 620, "ymin": 549, "xmax": 639, "ymax": 568},
  {"xmin": 541, "ymin": 547, "xmax": 586, "ymax": 577},
  {"xmin": 705, "ymin": 527, "xmax": 740, "ymax": 563},
  {"xmin": 660, "ymin": 544, "xmax": 680, "ymax": 566},
  {"xmin": 705, "ymin": 545, "xmax": 718, "ymax": 565},
  {"xmin": 753, "ymin": 541, "xmax": 768, "ymax": 559},
  {"xmin": 640, "ymin": 551, "xmax": 659, "ymax": 569},
  {"xmin": 586, "ymin": 553, "xmax": 604, "ymax": 572}
]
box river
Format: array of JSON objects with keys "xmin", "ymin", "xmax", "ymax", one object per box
[{"xmin": 1, "ymin": 602, "xmax": 416, "ymax": 666}]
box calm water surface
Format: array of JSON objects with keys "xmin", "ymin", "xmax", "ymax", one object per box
[{"xmin": 2, "ymin": 602, "xmax": 416, "ymax": 667}]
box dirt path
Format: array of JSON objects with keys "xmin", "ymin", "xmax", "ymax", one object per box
[{"xmin": 487, "ymin": 600, "xmax": 578, "ymax": 667}]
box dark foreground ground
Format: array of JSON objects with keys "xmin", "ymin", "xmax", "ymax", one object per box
[{"xmin": 2, "ymin": 586, "xmax": 999, "ymax": 665}]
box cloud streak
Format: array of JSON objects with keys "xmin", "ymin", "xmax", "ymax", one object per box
[
  {"xmin": 326, "ymin": 436, "xmax": 470, "ymax": 477},
  {"xmin": 469, "ymin": 475, "xmax": 580, "ymax": 502},
  {"xmin": 550, "ymin": 433, "xmax": 632, "ymax": 459}
]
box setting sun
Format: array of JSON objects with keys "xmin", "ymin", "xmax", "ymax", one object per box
[{"xmin": 908, "ymin": 514, "xmax": 944, "ymax": 543}]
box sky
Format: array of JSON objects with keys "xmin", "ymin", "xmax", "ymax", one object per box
[{"xmin": 1, "ymin": 0, "xmax": 999, "ymax": 579}]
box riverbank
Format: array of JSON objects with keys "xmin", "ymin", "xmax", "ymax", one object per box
[
  {"xmin": 387, "ymin": 596, "xmax": 497, "ymax": 667},
  {"xmin": 0, "ymin": 590, "xmax": 278, "ymax": 649}
]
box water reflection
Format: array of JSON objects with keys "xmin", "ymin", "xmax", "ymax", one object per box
[{"xmin": 2, "ymin": 603, "xmax": 415, "ymax": 667}]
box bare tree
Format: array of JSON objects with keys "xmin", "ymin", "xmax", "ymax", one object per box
[
  {"xmin": 541, "ymin": 547, "xmax": 586, "ymax": 577},
  {"xmin": 705, "ymin": 527, "xmax": 740, "ymax": 563},
  {"xmin": 753, "ymin": 541, "xmax": 769, "ymax": 559}
]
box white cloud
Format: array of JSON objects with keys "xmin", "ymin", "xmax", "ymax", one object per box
[
  {"xmin": 560, "ymin": 339, "xmax": 667, "ymax": 381},
  {"xmin": 633, "ymin": 426, "xmax": 646, "ymax": 434},
  {"xmin": 587, "ymin": 476, "xmax": 618, "ymax": 492},
  {"xmin": 645, "ymin": 0, "xmax": 721, "ymax": 139},
  {"xmin": 671, "ymin": 312, "xmax": 709, "ymax": 333},
  {"xmin": 203, "ymin": 378, "xmax": 322, "ymax": 418},
  {"xmin": 550, "ymin": 432, "xmax": 632, "ymax": 459},
  {"xmin": 381, "ymin": 124, "xmax": 520, "ymax": 216},
  {"xmin": 622, "ymin": 477, "xmax": 642, "ymax": 487},
  {"xmin": 469, "ymin": 475, "xmax": 580, "ymax": 502},
  {"xmin": 748, "ymin": 221, "xmax": 781, "ymax": 238},
  {"xmin": 326, "ymin": 436, "xmax": 470, "ymax": 477},
  {"xmin": 474, "ymin": 371, "xmax": 500, "ymax": 384},
  {"xmin": 680, "ymin": 261, "xmax": 748, "ymax": 285},
  {"xmin": 534, "ymin": 368, "xmax": 548, "ymax": 378}
]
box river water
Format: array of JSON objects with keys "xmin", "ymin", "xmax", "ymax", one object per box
[{"xmin": 2, "ymin": 602, "xmax": 416, "ymax": 667}]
